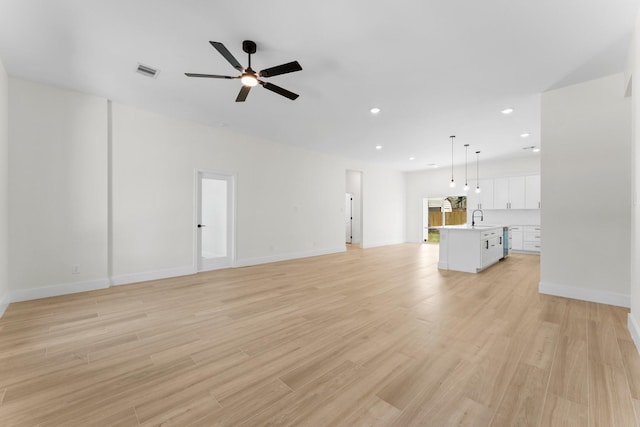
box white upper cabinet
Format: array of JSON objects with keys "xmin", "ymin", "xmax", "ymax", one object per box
[
  {"xmin": 493, "ymin": 178, "xmax": 509, "ymax": 209},
  {"xmin": 467, "ymin": 178, "xmax": 494, "ymax": 210},
  {"xmin": 509, "ymin": 176, "xmax": 526, "ymax": 209},
  {"xmin": 525, "ymin": 175, "xmax": 541, "ymax": 209},
  {"xmin": 469, "ymin": 175, "xmax": 539, "ymax": 210},
  {"xmin": 493, "ymin": 176, "xmax": 525, "ymax": 209}
]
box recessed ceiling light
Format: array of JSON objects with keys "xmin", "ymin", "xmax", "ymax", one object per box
[
  {"xmin": 532, "ymin": 147, "xmax": 541, "ymax": 152},
  {"xmin": 375, "ymin": 145, "xmax": 383, "ymax": 150},
  {"xmin": 370, "ymin": 107, "xmax": 381, "ymax": 114},
  {"xmin": 409, "ymin": 156, "xmax": 415, "ymax": 161},
  {"xmin": 501, "ymin": 108, "xmax": 514, "ymax": 115},
  {"xmin": 520, "ymin": 133, "xmax": 530, "ymax": 138}
]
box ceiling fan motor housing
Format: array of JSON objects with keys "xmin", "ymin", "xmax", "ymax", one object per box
[{"xmin": 242, "ymin": 40, "xmax": 257, "ymax": 54}]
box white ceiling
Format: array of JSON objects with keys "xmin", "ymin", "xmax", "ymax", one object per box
[{"xmin": 0, "ymin": 0, "xmax": 638, "ymax": 171}]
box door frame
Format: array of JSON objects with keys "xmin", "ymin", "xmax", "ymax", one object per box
[
  {"xmin": 345, "ymin": 193, "xmax": 353, "ymax": 244},
  {"xmin": 194, "ymin": 169, "xmax": 237, "ymax": 272}
]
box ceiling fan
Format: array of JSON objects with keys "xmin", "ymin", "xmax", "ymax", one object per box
[{"xmin": 185, "ymin": 40, "xmax": 302, "ymax": 102}]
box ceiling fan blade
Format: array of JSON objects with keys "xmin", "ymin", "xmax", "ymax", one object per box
[
  {"xmin": 185, "ymin": 73, "xmax": 238, "ymax": 79},
  {"xmin": 261, "ymin": 82, "xmax": 299, "ymax": 100},
  {"xmin": 209, "ymin": 41, "xmax": 244, "ymax": 71},
  {"xmin": 236, "ymin": 85, "xmax": 251, "ymax": 102},
  {"xmin": 259, "ymin": 61, "xmax": 302, "ymax": 78}
]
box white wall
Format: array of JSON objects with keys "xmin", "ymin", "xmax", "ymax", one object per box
[
  {"xmin": 111, "ymin": 103, "xmax": 347, "ymax": 277},
  {"xmin": 8, "ymin": 79, "xmax": 109, "ymax": 300},
  {"xmin": 628, "ymin": 11, "xmax": 640, "ymax": 349},
  {"xmin": 405, "ymin": 156, "xmax": 540, "ymax": 242},
  {"xmin": 111, "ymin": 103, "xmax": 406, "ymax": 275},
  {"xmin": 540, "ymin": 73, "xmax": 632, "ymax": 307},
  {"xmin": 360, "ymin": 166, "xmax": 406, "ymax": 248},
  {"xmin": 4, "ymin": 78, "xmax": 406, "ymax": 306},
  {"xmin": 0, "ymin": 57, "xmax": 9, "ymax": 315}
]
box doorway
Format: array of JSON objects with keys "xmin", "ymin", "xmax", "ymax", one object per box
[
  {"xmin": 422, "ymin": 196, "xmax": 467, "ymax": 243},
  {"xmin": 195, "ymin": 171, "xmax": 236, "ymax": 271},
  {"xmin": 346, "ymin": 170, "xmax": 363, "ymax": 245},
  {"xmin": 345, "ymin": 193, "xmax": 353, "ymax": 244}
]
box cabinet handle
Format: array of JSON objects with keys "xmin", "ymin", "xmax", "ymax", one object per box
[
  {"xmin": 538, "ymin": 201, "xmax": 541, "ymax": 209},
  {"xmin": 486, "ymin": 241, "xmax": 489, "ymax": 249},
  {"xmin": 499, "ymin": 236, "xmax": 502, "ymax": 244}
]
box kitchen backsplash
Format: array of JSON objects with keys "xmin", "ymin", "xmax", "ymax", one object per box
[{"xmin": 466, "ymin": 208, "xmax": 540, "ymax": 227}]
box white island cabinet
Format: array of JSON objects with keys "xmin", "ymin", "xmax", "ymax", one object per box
[{"xmin": 437, "ymin": 225, "xmax": 504, "ymax": 273}]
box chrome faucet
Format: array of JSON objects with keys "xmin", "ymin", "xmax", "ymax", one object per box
[{"xmin": 472, "ymin": 209, "xmax": 484, "ymax": 227}]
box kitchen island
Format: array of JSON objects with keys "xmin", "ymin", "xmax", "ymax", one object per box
[{"xmin": 437, "ymin": 225, "xmax": 506, "ymax": 273}]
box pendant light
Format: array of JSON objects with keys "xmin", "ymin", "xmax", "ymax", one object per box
[
  {"xmin": 449, "ymin": 135, "xmax": 456, "ymax": 188},
  {"xmin": 475, "ymin": 151, "xmax": 481, "ymax": 193},
  {"xmin": 463, "ymin": 144, "xmax": 469, "ymax": 192}
]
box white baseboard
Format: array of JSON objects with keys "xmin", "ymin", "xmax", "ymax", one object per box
[
  {"xmin": 235, "ymin": 247, "xmax": 346, "ymax": 268},
  {"xmin": 628, "ymin": 314, "xmax": 640, "ymax": 354},
  {"xmin": 0, "ymin": 245, "xmax": 383, "ymax": 318},
  {"xmin": 0, "ymin": 293, "xmax": 9, "ymax": 317},
  {"xmin": 539, "ymin": 281, "xmax": 630, "ymax": 308},
  {"xmin": 111, "ymin": 266, "xmax": 196, "ymax": 286},
  {"xmin": 0, "ymin": 267, "xmax": 196, "ymax": 319},
  {"xmin": 10, "ymin": 278, "xmax": 110, "ymax": 303},
  {"xmin": 361, "ymin": 240, "xmax": 406, "ymax": 249}
]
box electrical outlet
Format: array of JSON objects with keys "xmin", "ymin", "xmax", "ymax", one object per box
[{"xmin": 72, "ymin": 265, "xmax": 80, "ymax": 275}]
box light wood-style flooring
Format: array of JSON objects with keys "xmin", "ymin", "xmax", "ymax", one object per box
[{"xmin": 0, "ymin": 244, "xmax": 639, "ymax": 426}]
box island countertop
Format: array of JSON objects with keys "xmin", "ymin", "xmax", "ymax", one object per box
[{"xmin": 436, "ymin": 224, "xmax": 504, "ymax": 231}]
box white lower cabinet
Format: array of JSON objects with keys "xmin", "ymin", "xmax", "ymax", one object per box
[
  {"xmin": 509, "ymin": 225, "xmax": 540, "ymax": 254},
  {"xmin": 480, "ymin": 229, "xmax": 504, "ymax": 269},
  {"xmin": 524, "ymin": 225, "xmax": 541, "ymax": 253},
  {"xmin": 438, "ymin": 226, "xmax": 504, "ymax": 273},
  {"xmin": 509, "ymin": 226, "xmax": 523, "ymax": 251}
]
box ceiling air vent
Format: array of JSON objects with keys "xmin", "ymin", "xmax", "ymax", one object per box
[{"xmin": 136, "ymin": 63, "xmax": 159, "ymax": 78}]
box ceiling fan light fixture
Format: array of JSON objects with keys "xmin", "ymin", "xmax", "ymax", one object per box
[
  {"xmin": 185, "ymin": 40, "xmax": 302, "ymax": 102},
  {"xmin": 240, "ymin": 74, "xmax": 258, "ymax": 87}
]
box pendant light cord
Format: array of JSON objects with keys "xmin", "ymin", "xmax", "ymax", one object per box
[
  {"xmin": 450, "ymin": 135, "xmax": 455, "ymax": 184},
  {"xmin": 475, "ymin": 151, "xmax": 481, "ymax": 191},
  {"xmin": 464, "ymin": 144, "xmax": 469, "ymax": 186}
]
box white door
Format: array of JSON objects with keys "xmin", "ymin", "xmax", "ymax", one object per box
[
  {"xmin": 345, "ymin": 193, "xmax": 353, "ymax": 243},
  {"xmin": 196, "ymin": 171, "xmax": 235, "ymax": 271}
]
